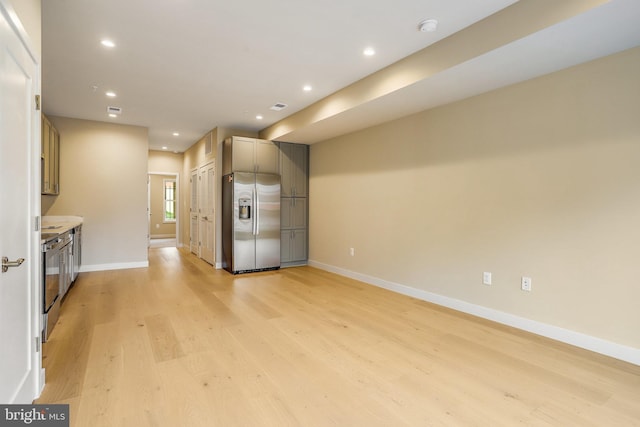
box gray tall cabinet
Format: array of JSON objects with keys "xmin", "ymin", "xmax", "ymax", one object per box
[{"xmin": 278, "ymin": 142, "xmax": 309, "ymax": 266}]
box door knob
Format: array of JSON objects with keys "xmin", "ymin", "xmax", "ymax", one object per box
[{"xmin": 2, "ymin": 257, "xmax": 25, "ymax": 273}]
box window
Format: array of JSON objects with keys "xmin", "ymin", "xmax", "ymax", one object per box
[{"xmin": 163, "ymin": 179, "xmax": 176, "ymax": 222}]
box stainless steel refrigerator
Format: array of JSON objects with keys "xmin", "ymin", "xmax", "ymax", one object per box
[{"xmin": 222, "ymin": 172, "xmax": 281, "ymax": 274}]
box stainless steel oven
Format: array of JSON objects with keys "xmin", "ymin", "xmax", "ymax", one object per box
[{"xmin": 42, "ymin": 231, "xmax": 71, "ymax": 341}]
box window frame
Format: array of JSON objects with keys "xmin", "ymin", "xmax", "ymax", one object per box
[{"xmin": 163, "ymin": 178, "xmax": 177, "ymax": 223}]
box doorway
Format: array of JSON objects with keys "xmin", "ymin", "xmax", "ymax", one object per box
[{"xmin": 148, "ymin": 172, "xmax": 180, "ymax": 248}]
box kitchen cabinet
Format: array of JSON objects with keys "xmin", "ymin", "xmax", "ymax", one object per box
[
  {"xmin": 281, "ymin": 197, "xmax": 307, "ymax": 229},
  {"xmin": 59, "ymin": 236, "xmax": 73, "ymax": 299},
  {"xmin": 41, "ymin": 114, "xmax": 60, "ymax": 195},
  {"xmin": 280, "ymin": 229, "xmax": 307, "ymax": 263},
  {"xmin": 278, "ymin": 142, "xmax": 309, "ymax": 266},
  {"xmin": 71, "ymin": 225, "xmax": 82, "ymax": 283},
  {"xmin": 222, "ymin": 136, "xmax": 279, "ymax": 175},
  {"xmin": 279, "ymin": 142, "xmax": 308, "ymax": 197}
]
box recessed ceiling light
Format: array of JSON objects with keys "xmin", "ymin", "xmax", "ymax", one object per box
[
  {"xmin": 162, "ymin": 146, "xmax": 168, "ymax": 150},
  {"xmin": 172, "ymin": 132, "xmax": 180, "ymax": 136},
  {"xmin": 256, "ymin": 115, "xmax": 263, "ymax": 120},
  {"xmin": 105, "ymin": 91, "xmax": 116, "ymax": 97},
  {"xmin": 303, "ymin": 85, "xmax": 312, "ymax": 92},
  {"xmin": 363, "ymin": 47, "xmax": 375, "ymax": 56},
  {"xmin": 108, "ymin": 113, "xmax": 117, "ymax": 118},
  {"xmin": 100, "ymin": 39, "xmax": 115, "ymax": 48}
]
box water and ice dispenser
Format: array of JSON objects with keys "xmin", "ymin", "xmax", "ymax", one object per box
[{"xmin": 239, "ymin": 198, "xmax": 251, "ymax": 219}]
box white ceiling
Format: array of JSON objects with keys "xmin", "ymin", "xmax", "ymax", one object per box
[{"xmin": 41, "ymin": 0, "xmax": 640, "ymax": 152}]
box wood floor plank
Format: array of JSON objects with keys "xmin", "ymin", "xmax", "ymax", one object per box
[
  {"xmin": 36, "ymin": 247, "xmax": 640, "ymax": 426},
  {"xmin": 145, "ymin": 314, "xmax": 186, "ymax": 363}
]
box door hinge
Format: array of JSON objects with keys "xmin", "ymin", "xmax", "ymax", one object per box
[
  {"xmin": 35, "ymin": 336, "xmax": 41, "ymax": 352},
  {"xmin": 35, "ymin": 95, "xmax": 41, "ymax": 111}
]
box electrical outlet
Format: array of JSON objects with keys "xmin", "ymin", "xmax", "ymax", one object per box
[
  {"xmin": 521, "ymin": 276, "xmax": 532, "ymax": 292},
  {"xmin": 349, "ymin": 247, "xmax": 355, "ymax": 256},
  {"xmin": 483, "ymin": 272, "xmax": 492, "ymax": 285}
]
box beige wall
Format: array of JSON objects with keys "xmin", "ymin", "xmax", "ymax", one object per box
[
  {"xmin": 10, "ymin": 0, "xmax": 41, "ymax": 56},
  {"xmin": 149, "ymin": 150, "xmax": 183, "ymax": 173},
  {"xmin": 149, "ymin": 174, "xmax": 176, "ymax": 238},
  {"xmin": 309, "ymin": 47, "xmax": 640, "ymax": 349},
  {"xmin": 44, "ymin": 117, "xmax": 149, "ymax": 270}
]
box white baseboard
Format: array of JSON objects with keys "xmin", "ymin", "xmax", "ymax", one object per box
[
  {"xmin": 39, "ymin": 368, "xmax": 46, "ymax": 396},
  {"xmin": 308, "ymin": 259, "xmax": 640, "ymax": 366},
  {"xmin": 80, "ymin": 261, "xmax": 149, "ymax": 272}
]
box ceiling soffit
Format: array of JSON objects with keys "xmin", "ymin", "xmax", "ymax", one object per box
[{"xmin": 259, "ymin": 0, "xmax": 609, "ymax": 143}]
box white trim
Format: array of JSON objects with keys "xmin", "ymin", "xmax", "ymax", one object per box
[
  {"xmin": 39, "ymin": 369, "xmax": 45, "ymax": 395},
  {"xmin": 162, "ymin": 177, "xmax": 177, "ymax": 223},
  {"xmin": 0, "ymin": 0, "xmax": 39, "ymax": 63},
  {"xmin": 80, "ymin": 261, "xmax": 149, "ymax": 272},
  {"xmin": 308, "ymin": 259, "xmax": 640, "ymax": 366}
]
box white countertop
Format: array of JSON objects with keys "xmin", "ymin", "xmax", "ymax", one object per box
[{"xmin": 41, "ymin": 215, "xmax": 83, "ymax": 243}]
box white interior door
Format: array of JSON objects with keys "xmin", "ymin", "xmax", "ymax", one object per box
[
  {"xmin": 190, "ymin": 168, "xmax": 198, "ymax": 254},
  {"xmin": 198, "ymin": 162, "xmax": 215, "ymax": 265},
  {"xmin": 0, "ymin": 1, "xmax": 41, "ymax": 403}
]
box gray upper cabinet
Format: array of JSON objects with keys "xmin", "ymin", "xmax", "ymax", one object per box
[
  {"xmin": 279, "ymin": 142, "xmax": 308, "ymax": 197},
  {"xmin": 223, "ymin": 136, "xmax": 279, "ymax": 175}
]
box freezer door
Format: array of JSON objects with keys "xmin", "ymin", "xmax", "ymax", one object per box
[
  {"xmin": 255, "ymin": 173, "xmax": 281, "ymax": 270},
  {"xmin": 221, "ymin": 174, "xmax": 234, "ymax": 272},
  {"xmin": 232, "ymin": 172, "xmax": 256, "ymax": 272}
]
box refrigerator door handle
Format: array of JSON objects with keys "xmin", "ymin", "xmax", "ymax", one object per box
[
  {"xmin": 251, "ymin": 187, "xmax": 257, "ymax": 235},
  {"xmin": 255, "ymin": 186, "xmax": 260, "ymax": 235}
]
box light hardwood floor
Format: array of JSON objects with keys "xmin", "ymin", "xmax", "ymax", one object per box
[{"xmin": 37, "ymin": 247, "xmax": 640, "ymax": 426}]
